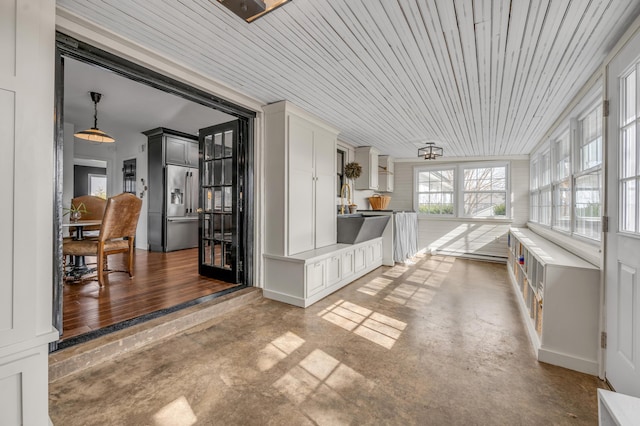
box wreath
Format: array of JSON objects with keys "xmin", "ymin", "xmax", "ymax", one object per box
[{"xmin": 344, "ymin": 162, "xmax": 362, "ymax": 180}]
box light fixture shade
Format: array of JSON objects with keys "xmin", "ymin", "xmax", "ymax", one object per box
[
  {"xmin": 74, "ymin": 91, "xmax": 115, "ymax": 143},
  {"xmin": 74, "ymin": 127, "xmax": 115, "ymax": 143},
  {"xmin": 418, "ymin": 142, "xmax": 443, "ymax": 160}
]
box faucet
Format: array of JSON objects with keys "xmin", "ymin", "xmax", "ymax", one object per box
[{"xmin": 340, "ymin": 183, "xmax": 351, "ymax": 214}]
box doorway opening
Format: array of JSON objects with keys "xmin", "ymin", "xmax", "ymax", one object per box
[{"xmin": 53, "ymin": 33, "xmax": 255, "ymax": 349}]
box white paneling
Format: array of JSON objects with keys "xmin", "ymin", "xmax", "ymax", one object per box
[
  {"xmin": 0, "ymin": 0, "xmax": 16, "ymax": 77},
  {"xmin": 0, "ymin": 89, "xmax": 15, "ymax": 333},
  {"xmin": 0, "ymin": 372, "xmax": 21, "ymax": 425},
  {"xmin": 618, "ymin": 263, "xmax": 636, "ymax": 365},
  {"xmin": 57, "ymin": 0, "xmax": 640, "ymax": 159}
]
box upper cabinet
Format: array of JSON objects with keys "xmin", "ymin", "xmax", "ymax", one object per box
[
  {"xmin": 144, "ymin": 128, "xmax": 199, "ymax": 167},
  {"xmin": 378, "ymin": 155, "xmax": 394, "ymax": 192},
  {"xmin": 354, "ymin": 146, "xmax": 379, "ymax": 190},
  {"xmin": 263, "ymin": 101, "xmax": 339, "ymax": 256}
]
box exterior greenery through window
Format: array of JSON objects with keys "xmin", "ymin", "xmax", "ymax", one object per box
[
  {"xmin": 416, "ymin": 168, "xmax": 455, "ymax": 214},
  {"xmin": 415, "ymin": 163, "xmax": 509, "ymax": 218},
  {"xmin": 529, "ymin": 99, "xmax": 602, "ymax": 241}
]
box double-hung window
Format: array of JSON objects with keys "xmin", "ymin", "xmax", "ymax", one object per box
[
  {"xmin": 539, "ymin": 150, "xmax": 552, "ymax": 226},
  {"xmin": 462, "ymin": 165, "xmax": 507, "ymax": 217},
  {"xmin": 415, "ymin": 168, "xmax": 455, "ymax": 215},
  {"xmin": 575, "ymin": 104, "xmax": 602, "ymax": 240},
  {"xmin": 552, "ymin": 131, "xmax": 571, "ymax": 232}
]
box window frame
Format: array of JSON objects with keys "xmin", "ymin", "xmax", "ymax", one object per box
[{"xmin": 413, "ymin": 161, "xmax": 510, "ymax": 219}]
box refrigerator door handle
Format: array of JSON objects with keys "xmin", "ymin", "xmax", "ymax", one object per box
[{"xmin": 185, "ymin": 171, "xmax": 190, "ymax": 214}]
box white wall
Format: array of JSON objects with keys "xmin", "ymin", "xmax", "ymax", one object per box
[{"xmin": 389, "ymin": 159, "xmax": 530, "ymax": 259}]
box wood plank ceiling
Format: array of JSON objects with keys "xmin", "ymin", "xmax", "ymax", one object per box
[{"xmin": 57, "ymin": 0, "xmax": 640, "ymax": 158}]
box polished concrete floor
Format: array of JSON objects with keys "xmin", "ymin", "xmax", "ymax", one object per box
[{"xmin": 49, "ymin": 255, "xmax": 606, "ymax": 425}]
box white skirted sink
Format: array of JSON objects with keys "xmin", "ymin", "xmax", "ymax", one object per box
[{"xmin": 337, "ymin": 214, "xmax": 390, "ymax": 244}]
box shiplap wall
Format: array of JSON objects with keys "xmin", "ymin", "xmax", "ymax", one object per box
[{"xmin": 389, "ymin": 159, "xmax": 529, "ymax": 259}]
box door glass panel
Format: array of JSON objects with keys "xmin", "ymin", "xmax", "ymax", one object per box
[
  {"xmin": 224, "ymin": 130, "xmax": 233, "ymax": 156},
  {"xmin": 214, "ymin": 159, "xmax": 223, "ymax": 185},
  {"xmin": 214, "ymin": 133, "xmax": 223, "ymax": 159},
  {"xmin": 224, "ymin": 158, "xmax": 233, "ymax": 185},
  {"xmin": 224, "ymin": 187, "xmax": 232, "ymax": 212},
  {"xmin": 203, "ymin": 240, "xmax": 212, "ymax": 266},
  {"xmin": 622, "ymin": 179, "xmax": 637, "ymax": 232},
  {"xmin": 214, "ymin": 189, "xmax": 222, "ymax": 211},
  {"xmin": 622, "ymin": 125, "xmax": 636, "ymax": 178},
  {"xmin": 204, "ymin": 135, "xmax": 213, "ymax": 160}
]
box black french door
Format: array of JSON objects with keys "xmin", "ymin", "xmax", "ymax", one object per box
[{"xmin": 198, "ymin": 120, "xmax": 243, "ymax": 283}]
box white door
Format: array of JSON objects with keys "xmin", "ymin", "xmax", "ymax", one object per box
[{"xmin": 606, "ymin": 29, "xmax": 640, "ymax": 397}]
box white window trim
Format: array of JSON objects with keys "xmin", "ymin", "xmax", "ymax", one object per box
[{"xmin": 413, "ymin": 161, "xmax": 511, "ymax": 220}]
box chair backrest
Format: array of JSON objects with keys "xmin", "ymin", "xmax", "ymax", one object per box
[
  {"xmin": 71, "ymin": 195, "xmax": 107, "ymax": 220},
  {"xmin": 99, "ymin": 193, "xmax": 143, "ymax": 242}
]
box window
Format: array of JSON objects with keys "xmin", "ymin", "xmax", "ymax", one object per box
[
  {"xmin": 462, "ymin": 166, "xmax": 507, "ymax": 217},
  {"xmin": 575, "ymin": 104, "xmax": 603, "ymax": 239},
  {"xmin": 414, "ymin": 162, "xmax": 509, "ymax": 218},
  {"xmin": 620, "ymin": 69, "xmax": 639, "ymax": 234},
  {"xmin": 529, "ymin": 96, "xmax": 603, "ymax": 242},
  {"xmin": 553, "ymin": 131, "xmax": 571, "ymax": 231},
  {"xmin": 415, "ymin": 168, "xmax": 455, "ymax": 215},
  {"xmin": 88, "ymin": 174, "xmax": 107, "ymax": 199}
]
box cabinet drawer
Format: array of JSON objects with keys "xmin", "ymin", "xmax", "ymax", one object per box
[{"xmin": 306, "ymin": 261, "xmax": 326, "ymax": 296}]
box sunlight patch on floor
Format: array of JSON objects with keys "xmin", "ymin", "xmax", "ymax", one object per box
[
  {"xmin": 384, "ymin": 283, "xmax": 436, "ymax": 310},
  {"xmin": 257, "ymin": 331, "xmax": 305, "ymax": 371},
  {"xmin": 357, "ymin": 276, "xmax": 393, "ymax": 296},
  {"xmin": 318, "ymin": 300, "xmax": 406, "ymax": 349},
  {"xmin": 152, "ymin": 396, "xmax": 197, "ymax": 426}
]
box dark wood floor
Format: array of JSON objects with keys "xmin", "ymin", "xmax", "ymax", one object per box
[{"xmin": 62, "ymin": 248, "xmax": 238, "ymax": 341}]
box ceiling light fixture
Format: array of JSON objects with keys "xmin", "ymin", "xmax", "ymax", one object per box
[
  {"xmin": 74, "ymin": 91, "xmax": 115, "ymax": 143},
  {"xmin": 216, "ymin": 0, "xmax": 291, "ymax": 23},
  {"xmin": 418, "ymin": 142, "xmax": 443, "ymax": 160}
]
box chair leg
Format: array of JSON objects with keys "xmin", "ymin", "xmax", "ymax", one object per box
[
  {"xmin": 128, "ymin": 239, "xmax": 135, "ymax": 278},
  {"xmin": 97, "ymin": 249, "xmax": 105, "ymax": 287}
]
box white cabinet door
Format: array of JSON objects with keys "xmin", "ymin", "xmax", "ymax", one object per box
[
  {"xmin": 288, "ymin": 118, "xmax": 315, "ymax": 255},
  {"xmin": 342, "ymin": 250, "xmax": 355, "ymax": 279},
  {"xmin": 314, "ymin": 128, "xmax": 337, "ymax": 249},
  {"xmin": 354, "ymin": 247, "xmax": 366, "ymax": 272},
  {"xmin": 327, "ymin": 255, "xmax": 342, "ymax": 286},
  {"xmin": 306, "ymin": 261, "xmax": 326, "ymax": 296}
]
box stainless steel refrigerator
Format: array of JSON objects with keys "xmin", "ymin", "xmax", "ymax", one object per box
[{"xmin": 164, "ymin": 164, "xmax": 199, "ymax": 251}]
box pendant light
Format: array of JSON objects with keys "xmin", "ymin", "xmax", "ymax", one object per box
[
  {"xmin": 418, "ymin": 142, "xmax": 443, "ymax": 160},
  {"xmin": 74, "ymin": 91, "xmax": 115, "ymax": 143}
]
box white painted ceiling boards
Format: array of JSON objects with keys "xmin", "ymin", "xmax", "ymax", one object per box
[{"xmin": 57, "ymin": 0, "xmax": 640, "ymax": 158}]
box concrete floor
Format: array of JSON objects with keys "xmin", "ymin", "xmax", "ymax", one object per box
[{"xmin": 49, "ymin": 255, "xmax": 606, "ymax": 425}]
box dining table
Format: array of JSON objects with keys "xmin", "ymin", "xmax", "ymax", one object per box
[{"xmin": 62, "ymin": 219, "xmax": 102, "ymax": 280}]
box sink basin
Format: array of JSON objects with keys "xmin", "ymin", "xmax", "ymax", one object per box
[{"xmin": 337, "ymin": 214, "xmax": 390, "ymax": 244}]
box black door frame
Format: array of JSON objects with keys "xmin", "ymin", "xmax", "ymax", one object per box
[{"xmin": 52, "ymin": 32, "xmax": 256, "ymax": 350}]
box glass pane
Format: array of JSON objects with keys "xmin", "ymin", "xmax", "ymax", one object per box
[
  {"xmin": 204, "ymin": 135, "xmax": 213, "ymax": 160},
  {"xmin": 223, "ymin": 214, "xmax": 232, "ymax": 241},
  {"xmin": 622, "ymin": 179, "xmax": 637, "ymax": 233},
  {"xmin": 203, "ymin": 240, "xmax": 213, "ymax": 266},
  {"xmin": 623, "ymin": 70, "xmax": 637, "ymax": 126},
  {"xmin": 224, "ymin": 186, "xmax": 233, "ymax": 212},
  {"xmin": 223, "ymin": 242, "xmax": 233, "ymax": 269},
  {"xmin": 203, "ymin": 214, "xmax": 211, "ymax": 239},
  {"xmin": 622, "ymin": 125, "xmax": 637, "ymax": 178},
  {"xmin": 214, "ymin": 159, "xmax": 223, "ymax": 185},
  {"xmin": 213, "ymin": 241, "xmax": 222, "ymax": 267},
  {"xmin": 575, "ymin": 172, "xmax": 602, "ymax": 240},
  {"xmin": 205, "ymin": 189, "xmax": 213, "ymax": 211},
  {"xmin": 213, "ymin": 214, "xmax": 222, "ymax": 240},
  {"xmin": 214, "ymin": 132, "xmax": 223, "ymax": 159},
  {"xmin": 224, "ymin": 130, "xmax": 233, "ymax": 157},
  {"xmin": 224, "ymin": 158, "xmax": 233, "ymax": 185},
  {"xmin": 553, "ymin": 180, "xmax": 571, "ymax": 231},
  {"xmin": 214, "ymin": 189, "xmax": 222, "ymax": 211}
]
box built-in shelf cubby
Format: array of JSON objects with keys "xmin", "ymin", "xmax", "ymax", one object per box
[{"xmin": 507, "ymin": 228, "xmax": 600, "ymax": 375}]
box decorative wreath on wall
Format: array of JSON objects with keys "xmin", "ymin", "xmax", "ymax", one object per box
[{"xmin": 344, "ymin": 162, "xmax": 362, "ymax": 180}]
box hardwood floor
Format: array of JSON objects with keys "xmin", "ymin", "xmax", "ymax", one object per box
[{"xmin": 62, "ymin": 248, "xmax": 238, "ymax": 341}]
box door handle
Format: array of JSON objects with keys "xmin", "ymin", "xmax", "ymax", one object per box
[{"xmin": 196, "ymin": 208, "xmax": 203, "ymax": 214}]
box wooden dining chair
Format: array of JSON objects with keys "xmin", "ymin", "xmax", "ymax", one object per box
[
  {"xmin": 63, "ymin": 193, "xmax": 142, "ymax": 286},
  {"xmin": 68, "ymin": 195, "xmax": 107, "ymax": 238}
]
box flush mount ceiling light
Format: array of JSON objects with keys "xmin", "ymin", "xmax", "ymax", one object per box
[
  {"xmin": 74, "ymin": 91, "xmax": 115, "ymax": 143},
  {"xmin": 216, "ymin": 0, "xmax": 291, "ymax": 23},
  {"xmin": 418, "ymin": 142, "xmax": 443, "ymax": 160}
]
